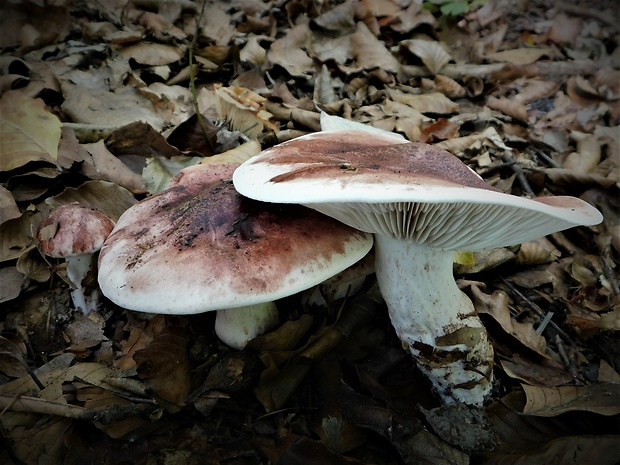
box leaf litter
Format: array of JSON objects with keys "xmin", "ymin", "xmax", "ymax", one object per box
[{"xmin": 0, "ymin": 0, "xmax": 618, "ymax": 464}]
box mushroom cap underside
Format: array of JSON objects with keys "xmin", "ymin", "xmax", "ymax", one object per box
[
  {"xmin": 232, "ymin": 131, "xmax": 603, "ymax": 251},
  {"xmin": 98, "ymin": 163, "xmax": 373, "ymax": 314}
]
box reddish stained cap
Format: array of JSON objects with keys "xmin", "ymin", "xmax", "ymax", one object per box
[
  {"xmin": 233, "ymin": 131, "xmax": 603, "ymax": 250},
  {"xmin": 37, "ymin": 203, "xmax": 115, "ymax": 257},
  {"xmin": 97, "ymin": 163, "xmax": 372, "ymax": 314}
]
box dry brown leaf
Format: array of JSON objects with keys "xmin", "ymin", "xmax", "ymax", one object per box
[
  {"xmin": 469, "ymin": 284, "xmax": 548, "ymax": 356},
  {"xmin": 60, "ymin": 81, "xmax": 165, "ymax": 131},
  {"xmin": 133, "ymin": 315, "xmax": 191, "ymax": 405},
  {"xmin": 486, "ymin": 48, "xmax": 553, "ymax": 65},
  {"xmin": 499, "ymin": 354, "xmax": 573, "ymax": 387},
  {"xmin": 350, "ymin": 21, "xmax": 400, "ymax": 73},
  {"xmin": 16, "ymin": 244, "xmax": 50, "ymax": 283},
  {"xmin": 137, "ymin": 11, "xmax": 186, "ymax": 40},
  {"xmin": 521, "ymin": 383, "xmax": 620, "ymax": 416},
  {"xmin": 433, "ymin": 74, "xmax": 466, "ymax": 99},
  {"xmin": 419, "ymin": 118, "xmax": 460, "ymax": 143},
  {"xmin": 486, "ymin": 95, "xmax": 529, "ymax": 122},
  {"xmin": 544, "ymin": 167, "xmax": 615, "ymax": 188},
  {"xmin": 0, "ymin": 90, "xmax": 61, "ymax": 171},
  {"xmin": 598, "ymin": 360, "xmax": 620, "ymax": 383},
  {"xmin": 311, "ymin": 0, "xmax": 356, "ymax": 34},
  {"xmin": 516, "ymin": 237, "xmax": 561, "ymax": 266},
  {"xmin": 390, "ymin": 90, "xmax": 459, "ymax": 114},
  {"xmin": 199, "ymin": 140, "xmax": 261, "ymax": 166},
  {"xmin": 547, "ymin": 13, "xmax": 583, "ymax": 45},
  {"xmin": 0, "ymin": 185, "xmax": 20, "ymax": 224},
  {"xmin": 401, "ymin": 39, "xmax": 452, "ymax": 75},
  {"xmin": 565, "ymin": 301, "xmax": 620, "ymax": 333},
  {"xmin": 239, "ymin": 35, "xmax": 267, "ymax": 66},
  {"xmin": 562, "ymin": 131, "xmax": 601, "ymax": 173},
  {"xmin": 388, "ymin": 2, "xmax": 436, "ymax": 34},
  {"xmin": 78, "ymin": 141, "xmax": 144, "ymax": 193},
  {"xmin": 45, "ymin": 180, "xmax": 137, "ymax": 222},
  {"xmin": 0, "ymin": 266, "xmax": 27, "ymax": 303},
  {"xmin": 486, "ymin": 399, "xmax": 620, "ymax": 464},
  {"xmin": 266, "ymin": 23, "xmax": 313, "ymax": 77},
  {"xmin": 118, "ymin": 42, "xmax": 183, "ymax": 65},
  {"xmin": 0, "ymin": 208, "xmax": 49, "ymax": 263},
  {"xmin": 215, "ymin": 85, "xmax": 278, "ymax": 138},
  {"xmin": 0, "ymin": 334, "xmax": 29, "ymax": 378}
]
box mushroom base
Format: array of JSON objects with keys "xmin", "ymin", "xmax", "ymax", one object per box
[
  {"xmin": 215, "ymin": 302, "xmax": 280, "ymax": 350},
  {"xmin": 374, "ymin": 235, "xmax": 493, "ymax": 405},
  {"xmin": 66, "ymin": 254, "xmax": 100, "ymax": 314}
]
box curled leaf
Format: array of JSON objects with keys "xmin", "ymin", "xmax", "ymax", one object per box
[{"xmin": 401, "ymin": 39, "xmax": 453, "ymax": 74}]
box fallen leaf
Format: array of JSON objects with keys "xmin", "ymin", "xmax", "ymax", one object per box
[
  {"xmin": 390, "ymin": 91, "xmax": 459, "ymax": 114},
  {"xmin": 0, "ymin": 90, "xmax": 61, "ymax": 171},
  {"xmin": 133, "ymin": 315, "xmax": 191, "ymax": 405},
  {"xmin": 469, "ymin": 284, "xmax": 548, "ymax": 356},
  {"xmin": 401, "ymin": 39, "xmax": 453, "ymax": 75},
  {"xmin": 350, "ymin": 21, "xmax": 400, "ymax": 73},
  {"xmin": 119, "ymin": 42, "xmax": 183, "ymax": 65},
  {"xmin": 0, "ymin": 184, "xmax": 20, "ymax": 223},
  {"xmin": 521, "ymin": 383, "xmax": 620, "ymax": 416},
  {"xmin": 487, "ymin": 48, "xmax": 553, "ymax": 65}
]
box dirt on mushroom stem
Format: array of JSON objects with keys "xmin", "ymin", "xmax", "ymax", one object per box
[{"xmin": 374, "ymin": 234, "xmax": 493, "ymax": 405}]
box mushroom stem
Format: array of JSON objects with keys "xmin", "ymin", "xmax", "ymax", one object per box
[
  {"xmin": 214, "ymin": 302, "xmax": 280, "ymax": 350},
  {"xmin": 65, "ymin": 254, "xmax": 97, "ymax": 314},
  {"xmin": 373, "ymin": 234, "xmax": 493, "ymax": 405}
]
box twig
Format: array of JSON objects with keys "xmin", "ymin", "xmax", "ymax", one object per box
[
  {"xmin": 500, "ymin": 152, "xmax": 535, "ymax": 197},
  {"xmin": 0, "ymin": 394, "xmax": 88, "ymax": 419},
  {"xmin": 477, "ymin": 161, "xmax": 516, "ymax": 178},
  {"xmin": 499, "ymin": 277, "xmax": 574, "ymax": 345},
  {"xmin": 530, "ymin": 147, "xmax": 560, "ymax": 168},
  {"xmin": 536, "ymin": 311, "xmax": 554, "ymax": 334}
]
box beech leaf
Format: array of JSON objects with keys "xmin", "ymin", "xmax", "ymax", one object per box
[
  {"xmin": 0, "ymin": 90, "xmax": 61, "ymax": 171},
  {"xmin": 521, "ymin": 383, "xmax": 620, "ymax": 417},
  {"xmin": 401, "ymin": 39, "xmax": 453, "ymax": 74}
]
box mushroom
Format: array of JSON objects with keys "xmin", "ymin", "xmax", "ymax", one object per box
[
  {"xmin": 232, "ymin": 130, "xmax": 603, "ymax": 405},
  {"xmin": 97, "ymin": 163, "xmax": 373, "ymax": 350},
  {"xmin": 37, "ymin": 203, "xmax": 115, "ymax": 314}
]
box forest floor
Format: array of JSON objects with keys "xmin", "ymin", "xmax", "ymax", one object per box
[{"xmin": 0, "ymin": 0, "xmax": 619, "ymax": 464}]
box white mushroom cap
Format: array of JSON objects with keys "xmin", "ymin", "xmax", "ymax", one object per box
[
  {"xmin": 37, "ymin": 203, "xmax": 115, "ymax": 314},
  {"xmin": 37, "ymin": 203, "xmax": 115, "ymax": 257},
  {"xmin": 97, "ymin": 163, "xmax": 373, "ymax": 314},
  {"xmin": 232, "ymin": 130, "xmax": 603, "ymax": 251}
]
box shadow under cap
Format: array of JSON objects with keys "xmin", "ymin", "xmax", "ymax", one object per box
[{"xmin": 98, "ymin": 163, "xmax": 372, "ymax": 314}]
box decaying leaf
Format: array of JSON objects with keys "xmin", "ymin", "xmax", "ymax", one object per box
[
  {"xmin": 390, "ymin": 90, "xmax": 459, "ymax": 114},
  {"xmin": 350, "ymin": 21, "xmax": 400, "ymax": 73},
  {"xmin": 469, "ymin": 284, "xmax": 548, "ymax": 356},
  {"xmin": 401, "ymin": 39, "xmax": 453, "ymax": 75},
  {"xmin": 119, "ymin": 42, "xmax": 184, "ymax": 65},
  {"xmin": 133, "ymin": 315, "xmax": 191, "ymax": 406},
  {"xmin": 0, "ymin": 90, "xmax": 61, "ymax": 171},
  {"xmin": 521, "ymin": 383, "xmax": 620, "ymax": 417},
  {"xmin": 215, "ymin": 85, "xmax": 278, "ymax": 138}
]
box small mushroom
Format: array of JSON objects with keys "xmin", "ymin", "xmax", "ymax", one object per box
[
  {"xmin": 233, "ymin": 130, "xmax": 604, "ymax": 405},
  {"xmin": 98, "ymin": 163, "xmax": 372, "ymax": 350},
  {"xmin": 37, "ymin": 203, "xmax": 115, "ymax": 314}
]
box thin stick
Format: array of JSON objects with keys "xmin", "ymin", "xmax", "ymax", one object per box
[
  {"xmin": 499, "ymin": 277, "xmax": 573, "ymax": 344},
  {"xmin": 501, "ymin": 152, "xmax": 535, "ymax": 197}
]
